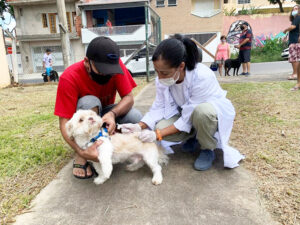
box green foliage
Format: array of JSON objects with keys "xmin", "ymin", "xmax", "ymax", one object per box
[
  {"xmin": 231, "ymin": 38, "xmax": 288, "ymax": 62},
  {"xmin": 224, "ymin": 7, "xmax": 236, "ymax": 16},
  {"xmin": 0, "ymin": 0, "xmax": 14, "ymax": 18},
  {"xmin": 238, "ymin": 5, "xmax": 260, "ymax": 15},
  {"xmin": 293, "ymin": 0, "xmax": 300, "ymax": 4},
  {"xmin": 251, "ymin": 38, "xmax": 288, "ymax": 63},
  {"xmin": 267, "ymin": 0, "xmax": 284, "ymax": 12}
]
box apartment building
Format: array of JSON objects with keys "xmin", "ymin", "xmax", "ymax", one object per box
[{"xmin": 7, "ymin": 0, "xmax": 85, "ymax": 74}]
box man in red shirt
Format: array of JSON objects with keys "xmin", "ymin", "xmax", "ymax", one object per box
[{"xmin": 54, "ymin": 36, "xmax": 142, "ymax": 179}]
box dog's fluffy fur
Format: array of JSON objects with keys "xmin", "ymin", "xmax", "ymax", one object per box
[
  {"xmin": 224, "ymin": 58, "xmax": 241, "ymax": 76},
  {"xmin": 66, "ymin": 110, "xmax": 168, "ymax": 185}
]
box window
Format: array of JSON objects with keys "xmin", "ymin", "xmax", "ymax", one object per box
[
  {"xmin": 156, "ymin": 0, "xmax": 165, "ymax": 7},
  {"xmin": 66, "ymin": 12, "xmax": 72, "ymax": 32},
  {"xmin": 224, "ymin": 0, "xmax": 228, "ymax": 3},
  {"xmin": 42, "ymin": 14, "xmax": 48, "ymax": 27},
  {"xmin": 168, "ymin": 0, "xmax": 176, "ymax": 6},
  {"xmin": 238, "ymin": 0, "xmax": 250, "ymax": 4},
  {"xmin": 48, "ymin": 13, "xmax": 57, "ymax": 33},
  {"xmin": 72, "ymin": 12, "xmax": 76, "ymax": 26}
]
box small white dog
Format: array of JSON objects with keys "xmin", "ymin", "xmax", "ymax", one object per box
[{"xmin": 66, "ymin": 109, "xmax": 168, "ymax": 185}]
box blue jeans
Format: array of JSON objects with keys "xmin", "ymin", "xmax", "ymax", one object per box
[{"xmin": 76, "ymin": 95, "xmax": 143, "ymax": 124}]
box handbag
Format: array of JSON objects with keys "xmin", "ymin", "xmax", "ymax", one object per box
[{"xmin": 210, "ymin": 62, "xmax": 218, "ymax": 71}]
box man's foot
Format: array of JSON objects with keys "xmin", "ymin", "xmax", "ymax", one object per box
[
  {"xmin": 194, "ymin": 149, "xmax": 215, "ymax": 171},
  {"xmin": 182, "ymin": 137, "xmax": 199, "ymax": 153},
  {"xmin": 73, "ymin": 158, "xmax": 94, "ymax": 179},
  {"xmin": 288, "ymin": 74, "xmax": 297, "ymax": 80},
  {"xmin": 245, "ymin": 72, "xmax": 250, "ymax": 76},
  {"xmin": 239, "ymin": 72, "xmax": 247, "ymax": 75},
  {"xmin": 290, "ymin": 85, "xmax": 300, "ymax": 91}
]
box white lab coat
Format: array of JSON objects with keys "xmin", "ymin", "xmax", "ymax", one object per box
[{"xmin": 141, "ymin": 63, "xmax": 245, "ymax": 168}]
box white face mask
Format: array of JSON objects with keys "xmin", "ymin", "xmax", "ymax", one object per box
[
  {"xmin": 292, "ymin": 10, "xmax": 298, "ymax": 16},
  {"xmin": 158, "ymin": 70, "xmax": 180, "ymax": 87}
]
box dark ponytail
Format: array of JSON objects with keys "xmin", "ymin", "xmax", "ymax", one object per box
[{"xmin": 152, "ymin": 33, "xmax": 199, "ymax": 71}]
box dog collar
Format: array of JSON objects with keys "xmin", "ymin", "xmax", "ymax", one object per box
[{"xmin": 90, "ymin": 127, "xmax": 109, "ymax": 142}]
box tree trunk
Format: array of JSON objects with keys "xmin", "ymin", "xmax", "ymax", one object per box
[{"xmin": 277, "ymin": 0, "xmax": 284, "ymax": 13}]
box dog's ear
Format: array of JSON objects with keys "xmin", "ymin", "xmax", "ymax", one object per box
[{"xmin": 65, "ymin": 120, "xmax": 74, "ymax": 140}]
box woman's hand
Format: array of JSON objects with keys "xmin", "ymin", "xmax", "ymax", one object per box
[
  {"xmin": 138, "ymin": 130, "xmax": 157, "ymax": 142},
  {"xmin": 118, "ymin": 123, "xmax": 142, "ymax": 133}
]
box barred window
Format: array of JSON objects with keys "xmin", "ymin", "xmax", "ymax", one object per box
[
  {"xmin": 156, "ymin": 0, "xmax": 165, "ymax": 7},
  {"xmin": 42, "ymin": 14, "xmax": 48, "ymax": 28},
  {"xmin": 238, "ymin": 0, "xmax": 250, "ymax": 4},
  {"xmin": 168, "ymin": 0, "xmax": 177, "ymax": 6}
]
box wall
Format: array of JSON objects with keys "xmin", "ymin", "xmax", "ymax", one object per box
[
  {"xmin": 14, "ymin": 2, "xmax": 76, "ymax": 36},
  {"xmin": 0, "ymin": 27, "xmax": 11, "ymax": 88},
  {"xmin": 150, "ymin": 0, "xmax": 223, "ymax": 38},
  {"xmin": 223, "ymin": 14, "xmax": 291, "ymax": 46},
  {"xmin": 224, "ymin": 0, "xmax": 295, "ymax": 11}
]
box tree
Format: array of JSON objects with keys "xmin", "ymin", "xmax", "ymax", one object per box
[
  {"xmin": 293, "ymin": 0, "xmax": 300, "ymax": 4},
  {"xmin": 0, "ymin": 0, "xmax": 14, "ymax": 18},
  {"xmin": 268, "ymin": 0, "xmax": 285, "ymax": 13}
]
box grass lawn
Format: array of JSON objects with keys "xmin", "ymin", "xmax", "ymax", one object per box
[{"xmin": 0, "ymin": 79, "xmax": 299, "ymax": 224}]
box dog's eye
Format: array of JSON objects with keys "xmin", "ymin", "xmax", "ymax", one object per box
[{"xmin": 79, "ymin": 118, "xmax": 83, "ymax": 123}]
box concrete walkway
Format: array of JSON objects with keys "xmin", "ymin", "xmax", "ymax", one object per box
[{"xmin": 13, "ymin": 80, "xmax": 281, "ymax": 225}]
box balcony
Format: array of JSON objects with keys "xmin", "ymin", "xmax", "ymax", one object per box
[{"xmin": 81, "ymin": 24, "xmax": 151, "ymax": 45}]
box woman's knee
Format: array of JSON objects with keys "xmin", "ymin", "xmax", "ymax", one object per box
[{"xmin": 192, "ymin": 103, "xmax": 217, "ymax": 122}]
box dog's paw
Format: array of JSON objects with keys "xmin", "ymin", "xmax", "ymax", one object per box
[
  {"xmin": 94, "ymin": 176, "xmax": 106, "ymax": 185},
  {"xmin": 152, "ymin": 174, "xmax": 163, "ymax": 185}
]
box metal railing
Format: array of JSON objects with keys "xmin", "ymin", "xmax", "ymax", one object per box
[{"xmin": 87, "ymin": 24, "xmax": 144, "ymax": 36}]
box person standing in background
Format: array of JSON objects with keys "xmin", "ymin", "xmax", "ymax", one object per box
[
  {"xmin": 215, "ymin": 35, "xmax": 231, "ymax": 76},
  {"xmin": 234, "ymin": 22, "xmax": 252, "ymax": 76},
  {"xmin": 43, "ymin": 48, "xmax": 53, "ymax": 82},
  {"xmin": 283, "ymin": 5, "xmax": 300, "ymax": 81}
]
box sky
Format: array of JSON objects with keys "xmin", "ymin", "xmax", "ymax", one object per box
[{"xmin": 0, "ymin": 11, "xmax": 16, "ymax": 33}]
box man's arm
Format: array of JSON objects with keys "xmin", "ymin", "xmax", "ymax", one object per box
[
  {"xmin": 59, "ymin": 117, "xmax": 101, "ymax": 161},
  {"xmin": 283, "ymin": 25, "xmax": 296, "ymax": 34},
  {"xmin": 102, "ymin": 92, "xmax": 134, "ymax": 134}
]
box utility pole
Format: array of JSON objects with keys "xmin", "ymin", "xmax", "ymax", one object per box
[
  {"xmin": 5, "ymin": 28, "xmax": 18, "ymax": 83},
  {"xmin": 56, "ymin": 0, "xmax": 71, "ymax": 69}
]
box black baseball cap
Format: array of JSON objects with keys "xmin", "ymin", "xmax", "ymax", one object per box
[{"xmin": 86, "ymin": 36, "xmax": 123, "ymax": 75}]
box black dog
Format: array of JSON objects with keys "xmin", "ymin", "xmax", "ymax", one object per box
[
  {"xmin": 224, "ymin": 58, "xmax": 241, "ymax": 76},
  {"xmin": 42, "ymin": 70, "xmax": 59, "ymax": 82}
]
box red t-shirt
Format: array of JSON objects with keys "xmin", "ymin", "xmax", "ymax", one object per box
[{"xmin": 54, "ymin": 59, "xmax": 136, "ymax": 119}]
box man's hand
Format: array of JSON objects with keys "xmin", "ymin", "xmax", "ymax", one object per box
[
  {"xmin": 80, "ymin": 140, "xmax": 102, "ymax": 162},
  {"xmin": 118, "ymin": 123, "xmax": 142, "ymax": 133},
  {"xmin": 102, "ymin": 111, "xmax": 116, "ymax": 134},
  {"xmin": 234, "ymin": 45, "xmax": 240, "ymax": 49},
  {"xmin": 139, "ymin": 130, "xmax": 156, "ymax": 142}
]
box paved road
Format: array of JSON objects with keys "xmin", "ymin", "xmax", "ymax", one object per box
[{"xmin": 18, "ymin": 61, "xmax": 292, "ymax": 84}]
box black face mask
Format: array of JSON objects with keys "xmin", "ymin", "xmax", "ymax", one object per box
[
  {"xmin": 240, "ymin": 25, "xmax": 245, "ymax": 30},
  {"xmin": 89, "ymin": 61, "xmax": 112, "ymax": 85}
]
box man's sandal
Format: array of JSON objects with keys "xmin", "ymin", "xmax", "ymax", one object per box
[{"xmin": 73, "ymin": 161, "xmax": 98, "ymax": 179}]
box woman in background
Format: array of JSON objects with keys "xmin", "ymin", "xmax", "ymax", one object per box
[{"xmin": 215, "ymin": 35, "xmax": 231, "ymax": 76}]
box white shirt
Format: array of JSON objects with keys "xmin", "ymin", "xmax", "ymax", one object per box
[
  {"xmin": 170, "ymin": 81, "xmax": 185, "ymax": 107},
  {"xmin": 43, "ymin": 53, "xmax": 52, "ymax": 68},
  {"xmin": 141, "ymin": 63, "xmax": 245, "ymax": 168}
]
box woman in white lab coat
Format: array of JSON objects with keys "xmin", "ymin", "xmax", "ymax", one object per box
[{"xmin": 119, "ymin": 34, "xmax": 244, "ymax": 170}]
